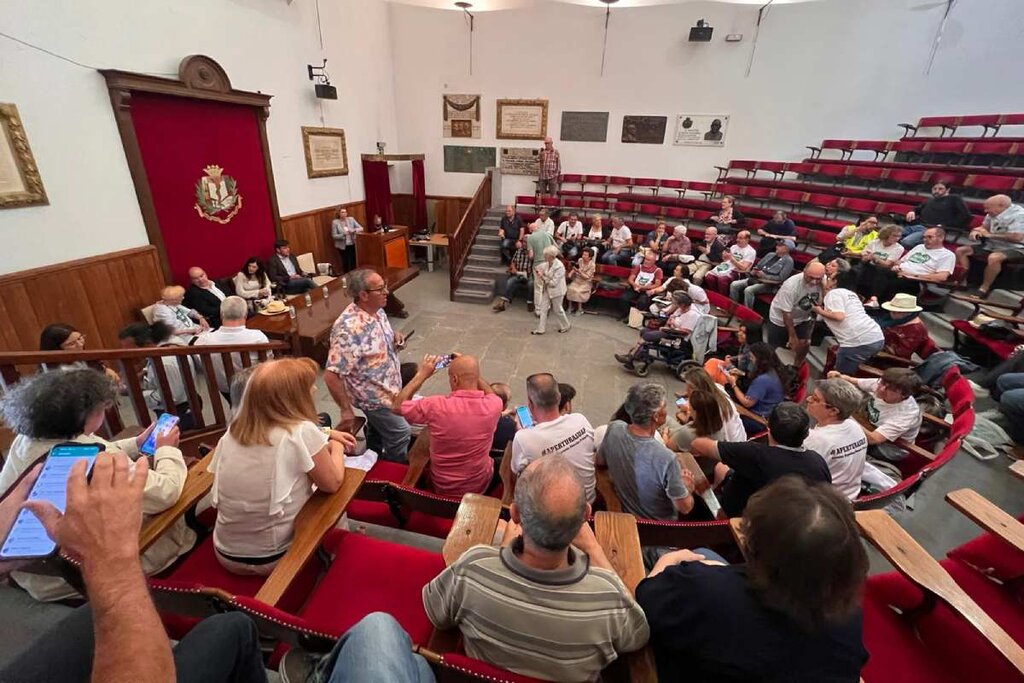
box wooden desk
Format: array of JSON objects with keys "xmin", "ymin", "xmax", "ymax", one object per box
[
  {"xmin": 409, "ymin": 234, "xmax": 449, "ymax": 272},
  {"xmin": 356, "ymin": 227, "xmax": 420, "ymax": 318},
  {"xmin": 248, "ymin": 277, "xmax": 348, "ymax": 364}
]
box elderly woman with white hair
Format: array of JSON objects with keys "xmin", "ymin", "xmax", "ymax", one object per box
[
  {"xmin": 532, "ymin": 245, "xmax": 571, "ymax": 335},
  {"xmin": 152, "ymin": 284, "xmax": 208, "ymax": 344}
]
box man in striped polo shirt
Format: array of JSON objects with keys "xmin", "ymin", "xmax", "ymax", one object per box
[{"xmin": 422, "ymin": 457, "xmax": 649, "ymax": 682}]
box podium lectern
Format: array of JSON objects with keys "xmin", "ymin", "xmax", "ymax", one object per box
[{"xmin": 355, "ymin": 226, "xmax": 419, "ymax": 318}]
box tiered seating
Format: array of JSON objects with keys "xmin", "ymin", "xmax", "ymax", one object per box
[{"xmin": 901, "ymin": 113, "xmax": 1024, "ymax": 138}]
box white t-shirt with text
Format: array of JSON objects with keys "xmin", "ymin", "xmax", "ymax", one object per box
[
  {"xmin": 854, "ymin": 378, "xmax": 922, "ymax": 443},
  {"xmin": 804, "ymin": 419, "xmax": 868, "ymax": 499},
  {"xmin": 711, "ymin": 244, "xmax": 757, "ymax": 276},
  {"xmin": 769, "ymin": 273, "xmax": 822, "ymax": 326},
  {"xmin": 898, "ymin": 245, "xmax": 956, "ymax": 278},
  {"xmin": 511, "ymin": 413, "xmax": 597, "ymax": 503},
  {"xmin": 823, "ymin": 289, "xmax": 884, "ymax": 347}
]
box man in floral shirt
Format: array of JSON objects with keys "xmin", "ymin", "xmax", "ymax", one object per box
[{"xmin": 324, "ymin": 268, "xmax": 410, "ymax": 461}]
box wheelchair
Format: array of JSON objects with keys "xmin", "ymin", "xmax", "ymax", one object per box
[{"xmin": 628, "ymin": 313, "xmax": 702, "ymax": 380}]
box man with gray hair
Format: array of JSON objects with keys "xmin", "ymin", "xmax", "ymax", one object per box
[
  {"xmin": 804, "ymin": 379, "xmax": 868, "ymax": 499},
  {"xmin": 422, "ymin": 456, "xmax": 648, "ymax": 682},
  {"xmin": 194, "ymin": 296, "xmax": 270, "ymax": 395},
  {"xmin": 325, "ymin": 268, "xmax": 410, "ymax": 461},
  {"xmin": 597, "ymin": 383, "xmax": 696, "ymax": 519},
  {"xmin": 512, "ymin": 373, "xmax": 597, "ymax": 503}
]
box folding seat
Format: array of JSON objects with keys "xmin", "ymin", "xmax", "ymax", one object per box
[
  {"xmin": 877, "ymin": 201, "xmax": 915, "ymax": 219},
  {"xmin": 691, "ymin": 210, "xmax": 714, "ymax": 222},
  {"xmin": 514, "ymin": 195, "xmax": 536, "ymax": 210},
  {"xmin": 837, "ymin": 196, "xmax": 880, "ymax": 215},
  {"xmin": 806, "ymin": 139, "xmax": 854, "ymax": 160},
  {"xmin": 741, "ymin": 184, "xmax": 772, "ymax": 206},
  {"xmin": 587, "ymin": 198, "xmax": 609, "ymax": 211},
  {"xmin": 559, "ymin": 173, "xmax": 584, "ymax": 192},
  {"xmin": 846, "ymin": 164, "xmax": 886, "ymax": 187},
  {"xmin": 715, "ymin": 160, "xmax": 757, "ymax": 179},
  {"xmin": 894, "ymin": 140, "xmax": 928, "ymax": 161},
  {"xmin": 885, "ymin": 167, "xmax": 932, "ymax": 191},
  {"xmin": 970, "ymin": 140, "xmax": 1021, "ymax": 167},
  {"xmin": 806, "ymin": 193, "xmax": 841, "ymax": 214},
  {"xmin": 902, "ymin": 115, "xmax": 962, "ymax": 137},
  {"xmin": 663, "ymin": 206, "xmax": 688, "ymax": 221},
  {"xmin": 637, "ymin": 203, "xmax": 662, "ymax": 218},
  {"xmin": 684, "ymin": 181, "xmax": 716, "ymax": 200},
  {"xmin": 851, "ymin": 140, "xmax": 896, "ymax": 161},
  {"xmin": 964, "ymin": 174, "xmax": 1024, "ymax": 195},
  {"xmin": 607, "ymin": 175, "xmax": 633, "ymax": 193},
  {"xmin": 771, "ymin": 188, "xmax": 806, "ymax": 210},
  {"xmin": 715, "ymin": 183, "xmax": 741, "ymax": 197},
  {"xmin": 539, "ymin": 196, "xmax": 559, "ymax": 208},
  {"xmin": 959, "ymin": 113, "xmax": 1007, "ymax": 136},
  {"xmin": 787, "ymin": 162, "xmax": 818, "ymax": 178},
  {"xmin": 815, "ymin": 164, "xmax": 849, "ymax": 183},
  {"xmin": 613, "ymin": 200, "xmax": 635, "ymax": 215},
  {"xmin": 562, "ymin": 197, "xmax": 586, "ymax": 209},
  {"xmin": 755, "ymin": 161, "xmax": 787, "ymax": 180},
  {"xmin": 658, "ymin": 178, "xmax": 686, "ymax": 198},
  {"xmin": 633, "ymin": 177, "xmax": 658, "ymax": 194}
]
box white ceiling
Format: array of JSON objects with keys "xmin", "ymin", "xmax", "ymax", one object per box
[{"xmin": 387, "ymin": 0, "xmax": 818, "ymax": 11}]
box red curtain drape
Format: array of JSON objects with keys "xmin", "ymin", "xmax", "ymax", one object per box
[
  {"xmin": 362, "ymin": 159, "xmax": 393, "ymax": 226},
  {"xmin": 130, "ymin": 92, "xmax": 277, "ymax": 285},
  {"xmin": 411, "ymin": 158, "xmax": 427, "ymax": 231}
]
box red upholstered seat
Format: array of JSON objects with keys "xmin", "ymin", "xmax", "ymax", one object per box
[
  {"xmin": 951, "ymin": 319, "xmax": 1017, "ymax": 360},
  {"xmin": 947, "ymin": 517, "xmax": 1024, "ymax": 582},
  {"xmin": 151, "ymin": 536, "xmax": 268, "ymax": 598},
  {"xmin": 438, "ymin": 652, "xmax": 549, "ymax": 683},
  {"xmin": 941, "ymin": 557, "xmax": 1024, "ymax": 644}
]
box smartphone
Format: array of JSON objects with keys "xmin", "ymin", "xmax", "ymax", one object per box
[
  {"xmin": 139, "ymin": 413, "xmax": 180, "ymax": 456},
  {"xmin": 676, "ymin": 396, "xmax": 688, "ymax": 407},
  {"xmin": 0, "ymin": 444, "xmax": 102, "ymax": 560},
  {"xmin": 515, "ymin": 405, "xmax": 534, "ymax": 429},
  {"xmin": 434, "ymin": 354, "xmax": 454, "ymax": 370}
]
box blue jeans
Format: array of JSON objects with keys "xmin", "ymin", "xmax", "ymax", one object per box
[
  {"xmin": 503, "ymin": 274, "xmax": 528, "ymax": 301},
  {"xmin": 997, "ymin": 374, "xmax": 1024, "ymax": 442},
  {"xmin": 899, "ymin": 224, "xmax": 926, "ymax": 249},
  {"xmin": 601, "ymin": 249, "xmax": 630, "ymax": 265},
  {"xmin": 500, "ymin": 238, "xmax": 517, "ymax": 263},
  {"xmin": 363, "ymin": 406, "xmax": 411, "ymax": 462},
  {"xmin": 693, "ymin": 547, "xmax": 729, "ymax": 564},
  {"xmin": 835, "ymin": 339, "xmax": 885, "ymax": 374},
  {"xmin": 314, "ymin": 613, "xmax": 435, "ymax": 683}
]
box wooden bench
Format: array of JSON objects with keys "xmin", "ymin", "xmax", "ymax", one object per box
[{"xmin": 945, "ymin": 488, "xmax": 1024, "ymax": 553}]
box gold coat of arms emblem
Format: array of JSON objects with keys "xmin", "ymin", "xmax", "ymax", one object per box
[{"xmin": 194, "ymin": 165, "xmax": 242, "ymax": 224}]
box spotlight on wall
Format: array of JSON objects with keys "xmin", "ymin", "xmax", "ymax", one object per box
[
  {"xmin": 689, "ymin": 19, "xmax": 714, "ymax": 43},
  {"xmin": 307, "ymin": 59, "xmax": 337, "ymax": 100}
]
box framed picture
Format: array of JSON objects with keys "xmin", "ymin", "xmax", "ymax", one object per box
[
  {"xmin": 621, "ymin": 116, "xmax": 667, "ymax": 145},
  {"xmin": 442, "ymin": 94, "xmax": 482, "ymax": 139},
  {"xmin": 301, "ymin": 126, "xmax": 348, "ymax": 178},
  {"xmin": 496, "ymin": 99, "xmax": 548, "ymax": 140},
  {"xmin": 673, "ymin": 114, "xmax": 730, "ymax": 147},
  {"xmin": 0, "ymin": 103, "xmax": 48, "ymax": 209}
]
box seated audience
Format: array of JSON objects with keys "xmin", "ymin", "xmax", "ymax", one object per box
[
  {"xmin": 118, "ymin": 321, "xmax": 196, "ymax": 430},
  {"xmin": 0, "ymin": 368, "xmax": 192, "ymax": 600},
  {"xmin": 558, "ymin": 382, "xmax": 577, "ymax": 415},
  {"xmin": 812, "ymin": 269, "xmax": 884, "ymax": 374},
  {"xmin": 393, "ymin": 353, "xmax": 502, "ymax": 496},
  {"xmin": 755, "ymin": 210, "xmax": 797, "ymax": 255},
  {"xmin": 854, "ymin": 224, "xmax": 904, "ymax": 296},
  {"xmin": 632, "ymin": 220, "xmax": 670, "ymax": 267},
  {"xmin": 625, "ymin": 250, "xmax": 664, "ymax": 312},
  {"xmin": 229, "ymin": 365, "xmax": 256, "ymax": 410},
  {"xmin": 766, "ymin": 262, "xmax": 825, "ymax": 367},
  {"xmin": 331, "ymin": 206, "xmax": 363, "ymax": 272},
  {"xmin": 704, "ymin": 323, "xmax": 755, "ymax": 385},
  {"xmin": 829, "ymin": 367, "xmax": 923, "ymax": 462},
  {"xmin": 565, "ymin": 247, "xmax": 596, "ymax": 315},
  {"xmin": 535, "ymin": 208, "xmax": 555, "ymax": 236},
  {"xmin": 703, "ymin": 230, "xmax": 756, "ymax": 295},
  {"xmin": 184, "ymin": 266, "xmax": 227, "ymax": 328},
  {"xmin": 232, "ymin": 256, "xmax": 272, "ymax": 302},
  {"xmin": 995, "ymin": 372, "xmax": 1024, "ymax": 447},
  {"xmin": 601, "ymin": 216, "xmax": 633, "ymax": 265},
  {"xmin": 878, "ymin": 293, "xmax": 930, "ymax": 360},
  {"xmin": 511, "ymin": 373, "xmax": 596, "ymax": 503},
  {"xmin": 636, "ymin": 476, "xmax": 868, "ymax": 682},
  {"xmin": 691, "ymin": 402, "xmax": 830, "ymax": 517},
  {"xmin": 709, "ymin": 194, "xmax": 746, "ymax": 230},
  {"xmin": 211, "ymin": 358, "xmax": 353, "ymax": 575},
  {"xmin": 597, "ymin": 382, "xmax": 696, "ymax": 518},
  {"xmin": 422, "ymin": 456, "xmax": 649, "ymax": 682},
  {"xmin": 689, "ymin": 226, "xmax": 729, "ymax": 284},
  {"xmin": 724, "ymin": 342, "xmax": 791, "ymax": 435},
  {"xmin": 492, "ymin": 239, "xmax": 531, "ymax": 312},
  {"xmin": 557, "ymin": 211, "xmax": 584, "ymax": 259},
  {"xmin": 804, "ymin": 379, "xmax": 869, "ymax": 499},
  {"xmin": 616, "ymin": 291, "xmax": 699, "ymax": 369},
  {"xmin": 153, "ymin": 285, "xmax": 207, "ymax": 344},
  {"xmin": 815, "ymin": 215, "xmax": 878, "ymax": 265},
  {"xmin": 955, "ymin": 194, "xmax": 1024, "ymax": 298},
  {"xmin": 586, "ymin": 215, "xmax": 605, "ymax": 243},
  {"xmin": 498, "ymin": 204, "xmax": 525, "ymax": 264},
  {"xmin": 876, "ymin": 227, "xmax": 956, "ymax": 304},
  {"xmin": 532, "ymin": 245, "xmax": 571, "ymax": 335},
  {"xmin": 39, "ymin": 322, "xmax": 121, "ymax": 385},
  {"xmin": 729, "ymin": 238, "xmax": 794, "ymax": 308},
  {"xmin": 266, "ymin": 239, "xmax": 316, "ymax": 294},
  {"xmin": 649, "ymin": 264, "xmax": 710, "ymax": 314},
  {"xmin": 659, "ymin": 225, "xmax": 692, "ymax": 274},
  {"xmin": 900, "ymin": 180, "xmax": 972, "ymax": 249},
  {"xmin": 668, "ymin": 367, "xmax": 746, "ymax": 451},
  {"xmin": 194, "ymin": 296, "xmax": 271, "ymax": 394},
  {"xmin": 490, "ymin": 382, "xmax": 517, "ymax": 452}
]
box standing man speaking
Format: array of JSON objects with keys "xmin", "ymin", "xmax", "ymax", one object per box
[
  {"xmin": 325, "ymin": 268, "xmax": 410, "ymax": 462},
  {"xmin": 538, "ymin": 137, "xmax": 561, "ymax": 196}
]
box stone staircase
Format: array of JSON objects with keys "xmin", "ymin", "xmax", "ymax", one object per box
[{"xmin": 452, "ymin": 207, "xmax": 507, "ymax": 304}]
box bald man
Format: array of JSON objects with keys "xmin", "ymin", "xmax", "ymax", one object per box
[
  {"xmin": 767, "ymin": 262, "xmax": 825, "ymax": 366},
  {"xmin": 956, "ymin": 194, "xmax": 1024, "ymax": 297},
  {"xmin": 183, "ymin": 266, "xmax": 227, "ymax": 328},
  {"xmin": 392, "ymin": 353, "xmax": 502, "ymax": 496}
]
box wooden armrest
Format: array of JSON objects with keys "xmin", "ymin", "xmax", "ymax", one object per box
[
  {"xmin": 728, "ymin": 517, "xmax": 747, "ymax": 559},
  {"xmin": 735, "ymin": 404, "xmax": 767, "ymax": 427},
  {"xmin": 895, "ymin": 438, "xmax": 937, "ymax": 462},
  {"xmin": 139, "ymin": 452, "xmax": 214, "ymax": 553},
  {"xmin": 982, "ymin": 312, "xmax": 1024, "ymax": 325},
  {"xmin": 857, "ymin": 364, "xmax": 884, "ymax": 377},
  {"xmin": 442, "ymin": 494, "xmax": 502, "ymax": 566},
  {"xmin": 873, "ymin": 352, "xmax": 916, "ymax": 367},
  {"xmin": 254, "ymin": 468, "xmax": 367, "ymax": 605},
  {"xmin": 951, "ymin": 294, "xmax": 1019, "ymax": 312},
  {"xmin": 856, "ymin": 510, "xmax": 1024, "ymax": 676},
  {"xmin": 1011, "ymin": 460, "xmax": 1024, "ymax": 481},
  {"xmin": 677, "ymin": 450, "xmax": 722, "ymax": 519},
  {"xmin": 595, "ymin": 466, "xmax": 622, "ymax": 512},
  {"xmin": 593, "ymin": 511, "xmax": 657, "ymax": 683},
  {"xmin": 945, "ymin": 489, "xmax": 1024, "ymax": 553},
  {"xmin": 921, "ymin": 413, "xmax": 950, "ymax": 430},
  {"xmin": 498, "ymin": 443, "xmax": 514, "ymax": 505},
  {"xmin": 402, "ymin": 430, "xmax": 431, "ymax": 487}
]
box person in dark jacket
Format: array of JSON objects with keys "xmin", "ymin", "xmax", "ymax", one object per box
[
  {"xmin": 266, "ymin": 240, "xmax": 316, "ymax": 294},
  {"xmin": 900, "ymin": 180, "xmax": 972, "ymax": 249},
  {"xmin": 183, "ymin": 267, "xmax": 227, "ymax": 328}
]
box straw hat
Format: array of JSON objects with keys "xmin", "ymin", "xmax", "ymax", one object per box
[
  {"xmin": 880, "ymin": 293, "xmax": 922, "ymax": 313},
  {"xmin": 262, "ymin": 299, "xmax": 288, "ymax": 314}
]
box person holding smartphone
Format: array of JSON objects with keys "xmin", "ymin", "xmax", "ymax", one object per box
[{"xmin": 0, "ymin": 368, "xmax": 191, "ymax": 602}]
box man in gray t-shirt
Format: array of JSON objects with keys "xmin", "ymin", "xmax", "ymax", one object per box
[{"xmin": 766, "ymin": 263, "xmax": 824, "ymax": 367}]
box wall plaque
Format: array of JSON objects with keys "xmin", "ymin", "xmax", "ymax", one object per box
[
  {"xmin": 500, "ymin": 147, "xmax": 540, "ymax": 176},
  {"xmin": 442, "ymin": 94, "xmax": 482, "ymax": 139},
  {"xmin": 560, "ymin": 111, "xmax": 609, "ymax": 142},
  {"xmin": 673, "ymin": 114, "xmax": 730, "ymax": 147},
  {"xmin": 621, "ymin": 116, "xmax": 667, "ymax": 144},
  {"xmin": 301, "ymin": 126, "xmax": 348, "ymax": 178},
  {"xmin": 496, "ymin": 99, "xmax": 548, "ymax": 140},
  {"xmin": 443, "ymin": 145, "xmax": 496, "ymax": 174}
]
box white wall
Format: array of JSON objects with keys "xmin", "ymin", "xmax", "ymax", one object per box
[
  {"xmin": 388, "ymin": 0, "xmax": 1024, "ymax": 203},
  {"xmin": 0, "ymin": 0, "xmax": 397, "ymax": 274}
]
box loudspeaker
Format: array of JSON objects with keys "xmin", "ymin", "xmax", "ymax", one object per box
[
  {"xmin": 315, "ymin": 83, "xmax": 338, "ymax": 100},
  {"xmin": 689, "ymin": 24, "xmax": 713, "ymax": 42}
]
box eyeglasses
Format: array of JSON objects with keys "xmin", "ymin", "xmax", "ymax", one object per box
[
  {"xmin": 366, "ymin": 285, "xmax": 389, "ymax": 294},
  {"xmin": 806, "ymin": 392, "xmax": 833, "ymax": 409}
]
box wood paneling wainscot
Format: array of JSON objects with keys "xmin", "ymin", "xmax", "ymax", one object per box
[{"xmin": 280, "ymin": 201, "xmax": 366, "ymax": 276}]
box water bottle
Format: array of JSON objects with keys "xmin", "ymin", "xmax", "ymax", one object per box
[
  {"xmin": 288, "ymin": 306, "xmax": 296, "ymax": 319},
  {"xmin": 322, "ymin": 285, "xmax": 329, "ymax": 299},
  {"xmin": 304, "ymin": 292, "xmax": 313, "ymax": 307}
]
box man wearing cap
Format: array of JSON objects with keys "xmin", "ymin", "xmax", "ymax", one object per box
[{"xmin": 730, "ymin": 239, "xmax": 796, "ymax": 309}]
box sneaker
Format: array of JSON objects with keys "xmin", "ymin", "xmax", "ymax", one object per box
[
  {"xmin": 531, "ymin": 330, "xmax": 545, "ymax": 335},
  {"xmin": 279, "ymin": 648, "xmax": 320, "ymax": 683},
  {"xmin": 558, "ymin": 325, "xmax": 571, "ymax": 333},
  {"xmin": 492, "ymin": 298, "xmax": 507, "ymax": 312},
  {"xmin": 614, "ymin": 353, "xmax": 634, "ymax": 365}
]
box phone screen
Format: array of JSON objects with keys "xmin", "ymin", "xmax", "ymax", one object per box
[
  {"xmin": 434, "ymin": 354, "xmax": 453, "ymax": 370},
  {"xmin": 676, "ymin": 396, "xmax": 688, "ymax": 407},
  {"xmin": 139, "ymin": 413, "xmax": 180, "ymax": 456},
  {"xmin": 515, "ymin": 405, "xmax": 534, "ymax": 429},
  {"xmin": 0, "ymin": 444, "xmax": 102, "ymax": 560}
]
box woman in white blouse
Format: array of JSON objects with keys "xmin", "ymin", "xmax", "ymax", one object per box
[
  {"xmin": 532, "ymin": 246, "xmax": 571, "ymax": 335},
  {"xmin": 210, "ymin": 358, "xmax": 354, "ymax": 575},
  {"xmin": 232, "ymin": 257, "xmax": 272, "ymax": 301}
]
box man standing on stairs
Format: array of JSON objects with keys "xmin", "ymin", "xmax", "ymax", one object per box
[{"xmin": 537, "ymin": 137, "xmax": 561, "ymax": 196}]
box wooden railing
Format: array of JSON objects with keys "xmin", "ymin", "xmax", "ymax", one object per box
[
  {"xmin": 448, "ymin": 170, "xmax": 493, "ymax": 299},
  {"xmin": 0, "ymin": 342, "xmax": 290, "ymax": 438}
]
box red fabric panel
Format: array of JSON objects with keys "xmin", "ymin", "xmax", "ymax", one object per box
[
  {"xmin": 861, "ymin": 582, "xmax": 956, "ymax": 683},
  {"xmin": 412, "ymin": 158, "xmax": 427, "ymax": 230},
  {"xmin": 130, "ymin": 92, "xmax": 278, "ymax": 284},
  {"xmin": 152, "ymin": 536, "xmax": 267, "ymax": 597},
  {"xmin": 441, "ymin": 653, "xmax": 550, "ymax": 683},
  {"xmin": 941, "ymin": 557, "xmax": 1024, "ymax": 643},
  {"xmin": 948, "ymin": 517, "xmax": 1024, "ymax": 581},
  {"xmin": 362, "ymin": 159, "xmax": 393, "ymax": 226}
]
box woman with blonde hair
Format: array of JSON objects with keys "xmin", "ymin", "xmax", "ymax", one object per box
[
  {"xmin": 210, "ymin": 358, "xmax": 355, "ymax": 575},
  {"xmin": 532, "ymin": 245, "xmax": 571, "ymax": 335},
  {"xmin": 669, "ymin": 367, "xmax": 746, "ymax": 451}
]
